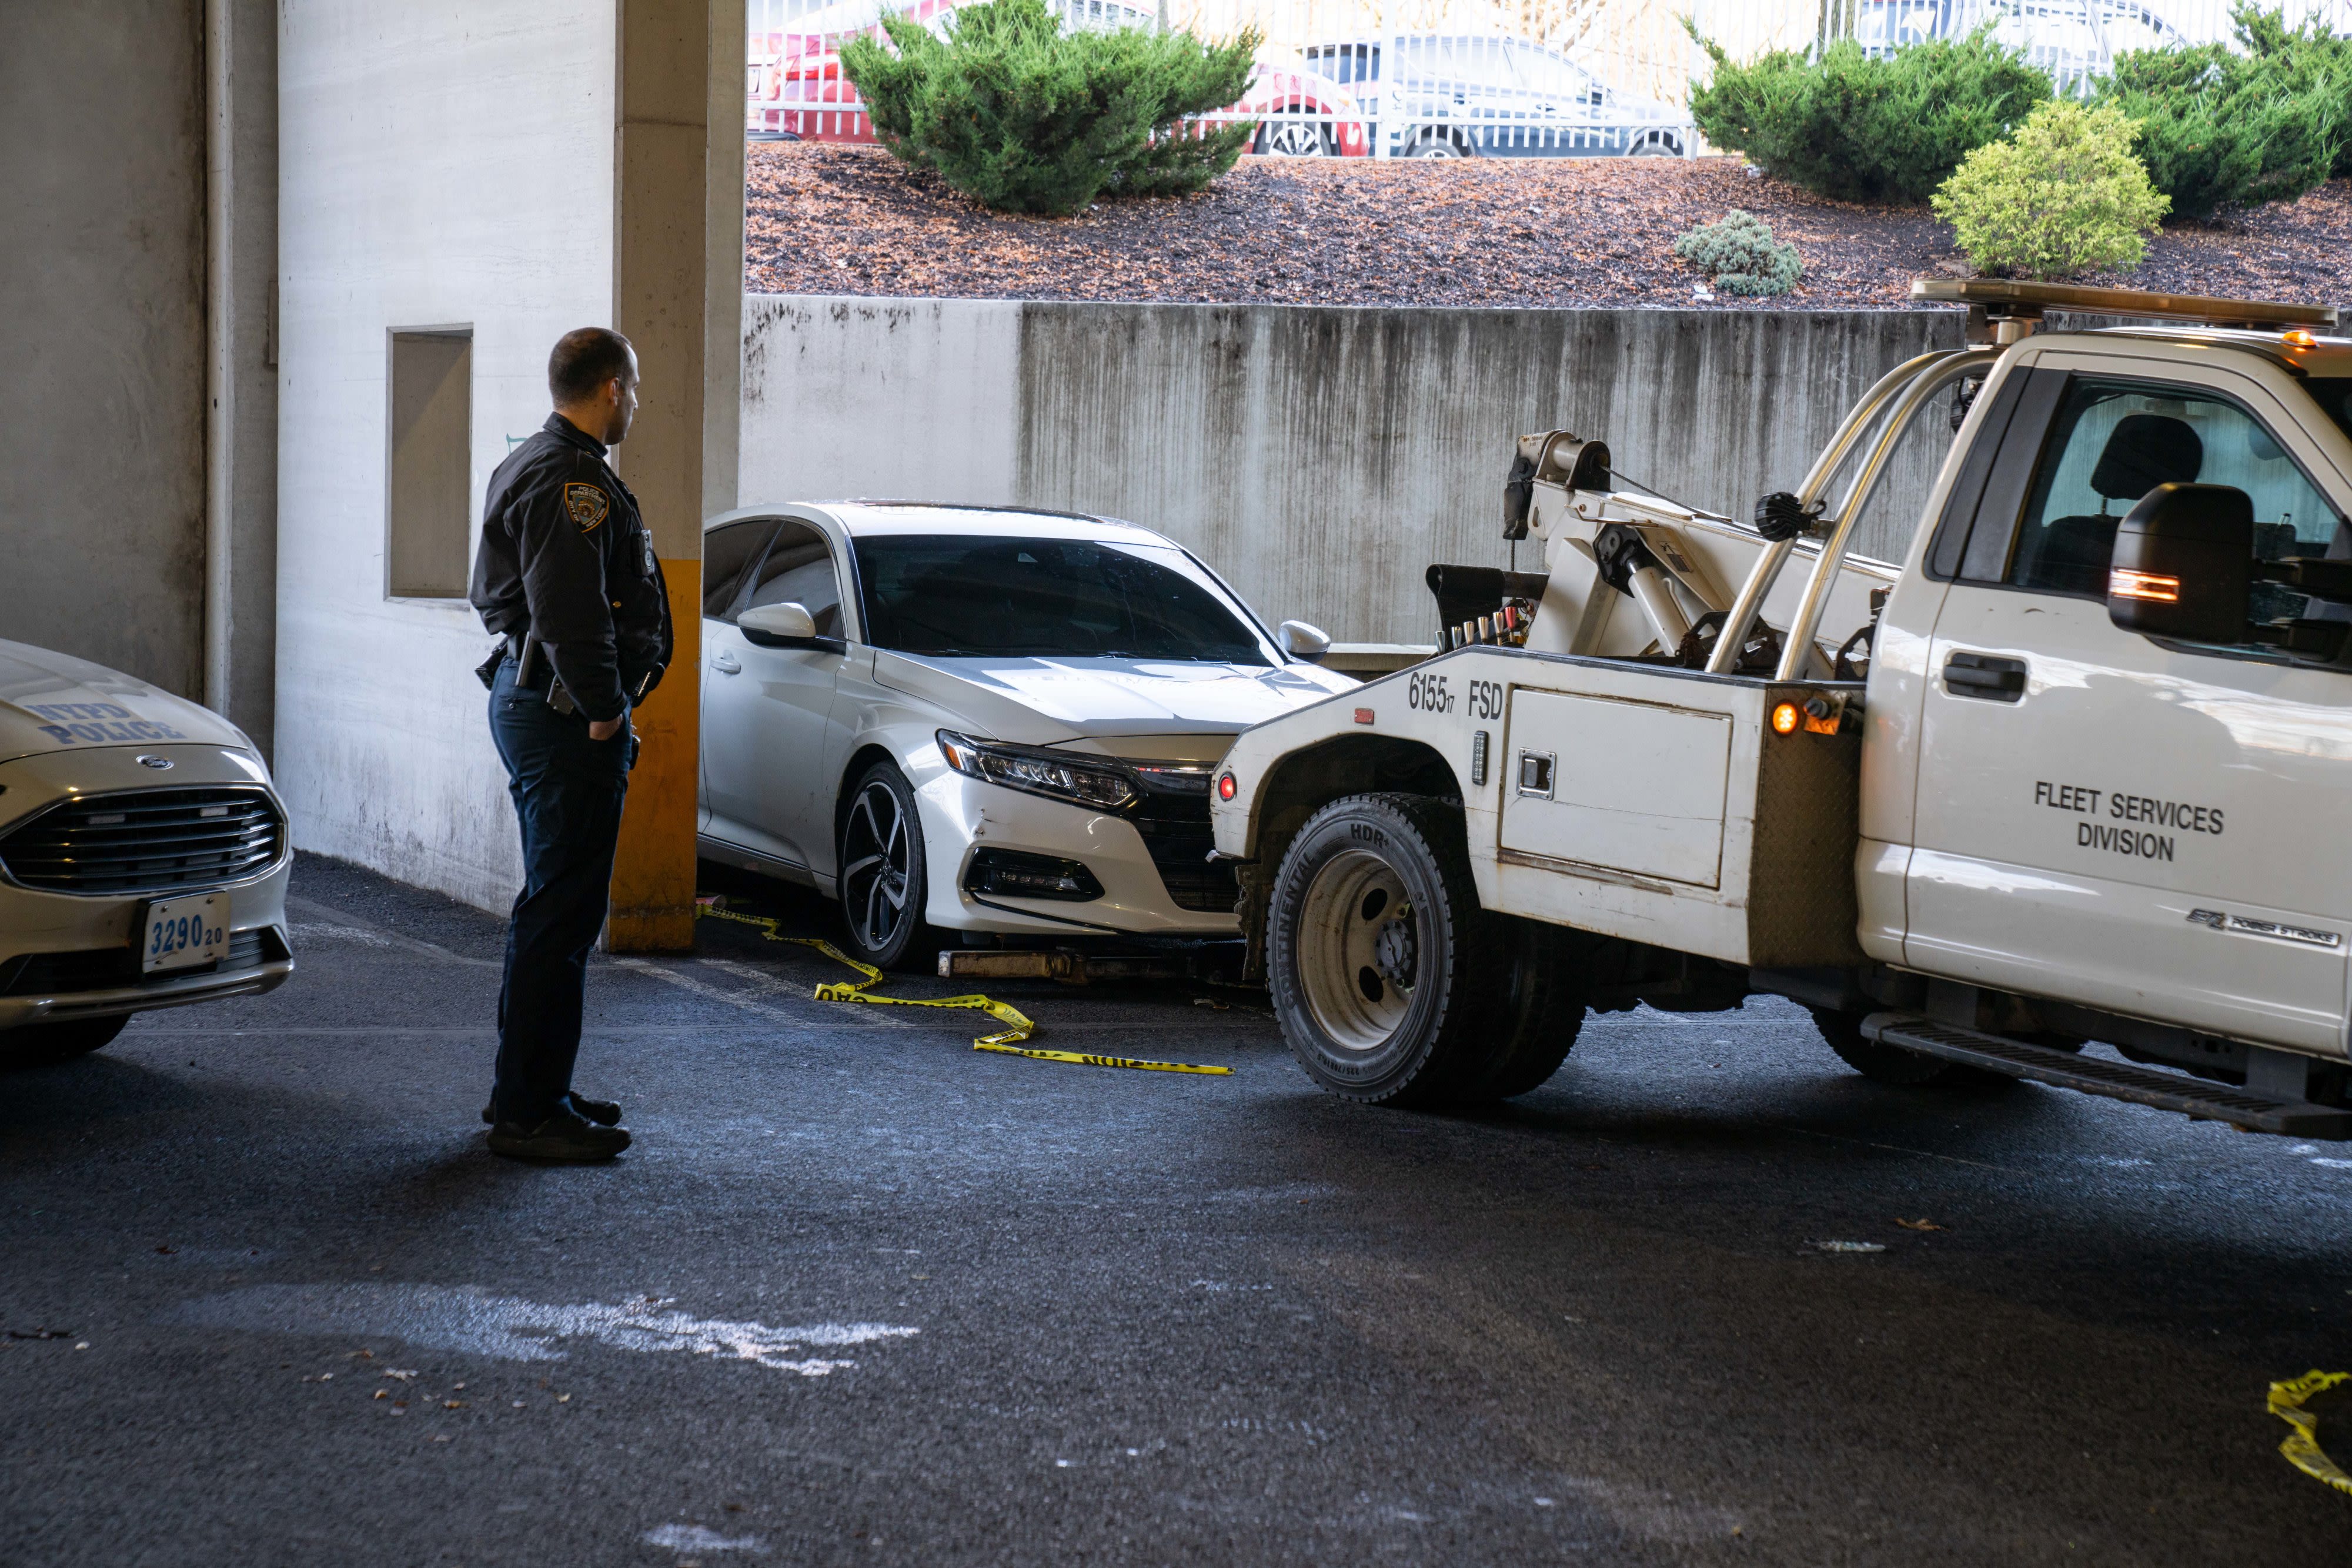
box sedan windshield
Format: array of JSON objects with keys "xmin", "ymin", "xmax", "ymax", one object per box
[{"xmin": 853, "ymin": 535, "xmax": 1273, "ymax": 663}]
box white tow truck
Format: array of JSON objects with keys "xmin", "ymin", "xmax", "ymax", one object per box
[{"xmin": 1210, "ymin": 280, "xmax": 2352, "ymax": 1135}]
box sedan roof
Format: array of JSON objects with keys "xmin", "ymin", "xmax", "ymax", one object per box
[{"xmin": 723, "ymin": 501, "xmax": 1169, "ymax": 541}]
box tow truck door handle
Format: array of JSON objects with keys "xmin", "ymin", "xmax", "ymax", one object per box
[
  {"xmin": 1943, "ymin": 651, "xmax": 2026, "ymax": 702},
  {"xmin": 711, "ymin": 650, "xmax": 741, "ymax": 675}
]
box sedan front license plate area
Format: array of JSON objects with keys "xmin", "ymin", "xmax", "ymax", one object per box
[{"xmin": 142, "ymin": 893, "xmax": 228, "ymax": 975}]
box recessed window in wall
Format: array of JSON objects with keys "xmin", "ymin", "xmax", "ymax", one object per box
[{"xmin": 386, "ymin": 329, "xmax": 473, "ymax": 598}]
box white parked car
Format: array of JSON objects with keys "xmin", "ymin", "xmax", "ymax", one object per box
[
  {"xmin": 0, "ymin": 639, "xmax": 295, "ymax": 1068},
  {"xmin": 697, "ymin": 503, "xmax": 1358, "ymax": 967}
]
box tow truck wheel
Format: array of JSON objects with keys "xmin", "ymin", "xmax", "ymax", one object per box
[
  {"xmin": 1270, "ymin": 794, "xmax": 1575, "ymax": 1106},
  {"xmin": 1453, "ymin": 915, "xmax": 1588, "ymax": 1101},
  {"xmin": 1, "ymin": 1014, "xmax": 130, "ymax": 1069},
  {"xmin": 1808, "ymin": 1007, "xmax": 1960, "ymax": 1087}
]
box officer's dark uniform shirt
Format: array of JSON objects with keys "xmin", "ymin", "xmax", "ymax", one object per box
[{"xmin": 470, "ymin": 413, "xmax": 673, "ymax": 722}]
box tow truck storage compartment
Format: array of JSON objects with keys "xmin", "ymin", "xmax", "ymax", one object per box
[{"xmin": 1484, "ymin": 659, "xmax": 1865, "ymax": 972}]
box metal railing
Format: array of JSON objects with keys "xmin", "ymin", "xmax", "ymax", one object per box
[{"xmin": 750, "ymin": 0, "xmax": 2352, "ymax": 155}]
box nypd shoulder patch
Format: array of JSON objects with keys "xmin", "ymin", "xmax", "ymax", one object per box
[{"xmin": 564, "ymin": 483, "xmax": 611, "ymax": 533}]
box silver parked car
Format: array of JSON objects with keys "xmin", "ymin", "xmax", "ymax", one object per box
[
  {"xmin": 697, "ymin": 503, "xmax": 1359, "ymax": 968},
  {"xmin": 0, "ymin": 639, "xmax": 295, "ymax": 1068},
  {"xmin": 1301, "ymin": 32, "xmax": 1690, "ymax": 159}
]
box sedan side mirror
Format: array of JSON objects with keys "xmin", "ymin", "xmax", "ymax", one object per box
[
  {"xmin": 2106, "ymin": 482, "xmax": 2251, "ymax": 644},
  {"xmin": 738, "ymin": 600, "xmax": 818, "ymax": 646},
  {"xmin": 1277, "ymin": 620, "xmax": 1332, "ymax": 663}
]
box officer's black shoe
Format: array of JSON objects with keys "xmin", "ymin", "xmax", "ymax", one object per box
[
  {"xmin": 482, "ymin": 1092, "xmax": 621, "ymax": 1126},
  {"xmin": 487, "ymin": 1106, "xmax": 632, "ymax": 1164}
]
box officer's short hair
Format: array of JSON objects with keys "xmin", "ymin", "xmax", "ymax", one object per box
[{"xmin": 548, "ymin": 328, "xmax": 635, "ymax": 405}]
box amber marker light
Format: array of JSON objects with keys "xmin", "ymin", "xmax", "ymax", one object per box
[
  {"xmin": 2283, "ymin": 329, "xmax": 2320, "ymax": 349},
  {"xmin": 1217, "ymin": 773, "xmax": 1237, "ymax": 801},
  {"xmin": 2109, "ymin": 567, "xmax": 2181, "ymax": 603},
  {"xmin": 1770, "ymin": 701, "xmax": 1802, "ymax": 735}
]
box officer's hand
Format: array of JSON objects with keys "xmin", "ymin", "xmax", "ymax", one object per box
[{"xmin": 589, "ymin": 717, "xmax": 624, "ymax": 742}]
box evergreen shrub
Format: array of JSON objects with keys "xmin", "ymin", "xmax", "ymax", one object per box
[
  {"xmin": 840, "ymin": 0, "xmax": 1260, "ymax": 216},
  {"xmin": 1686, "ymin": 25, "xmax": 2050, "ymax": 204},
  {"xmin": 1932, "ymin": 100, "xmax": 2169, "ymax": 279},
  {"xmin": 1673, "ymin": 210, "xmax": 1802, "ymax": 295},
  {"xmin": 2094, "ymin": 7, "xmax": 2348, "ymax": 218}
]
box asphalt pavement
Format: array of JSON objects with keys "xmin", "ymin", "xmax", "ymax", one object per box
[{"xmin": 5, "ymin": 851, "xmax": 2350, "ymax": 1566}]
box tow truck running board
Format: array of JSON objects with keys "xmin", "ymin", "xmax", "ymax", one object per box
[{"xmin": 1860, "ymin": 1013, "xmax": 2352, "ymax": 1138}]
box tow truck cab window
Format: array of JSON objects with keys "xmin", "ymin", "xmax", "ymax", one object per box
[
  {"xmin": 1934, "ymin": 372, "xmax": 2351, "ymax": 636},
  {"xmin": 2007, "ymin": 380, "xmax": 2341, "ymax": 599},
  {"xmin": 743, "ymin": 521, "xmax": 846, "ymax": 638},
  {"xmin": 2298, "ymin": 378, "xmax": 2352, "ymax": 450}
]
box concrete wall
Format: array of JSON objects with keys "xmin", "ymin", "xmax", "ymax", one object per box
[
  {"xmin": 275, "ymin": 1, "xmax": 618, "ymax": 911},
  {"xmin": 741, "ymin": 297, "xmax": 1967, "ymax": 646},
  {"xmin": 0, "ymin": 2, "xmax": 208, "ymax": 695}
]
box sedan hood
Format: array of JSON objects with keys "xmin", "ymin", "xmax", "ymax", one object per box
[
  {"xmin": 0, "ymin": 638, "xmax": 251, "ymax": 765},
  {"xmin": 873, "ymin": 652, "xmax": 1353, "ymax": 758}
]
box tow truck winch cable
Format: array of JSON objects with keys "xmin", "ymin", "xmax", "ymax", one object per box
[{"xmin": 694, "ymin": 901, "xmax": 1232, "ymax": 1076}]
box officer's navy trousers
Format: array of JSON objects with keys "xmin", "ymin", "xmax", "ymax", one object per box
[{"xmin": 486, "ymin": 657, "xmax": 631, "ymax": 1123}]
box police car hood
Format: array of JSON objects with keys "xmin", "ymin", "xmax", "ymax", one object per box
[
  {"xmin": 0, "ymin": 638, "xmax": 251, "ymax": 765},
  {"xmin": 873, "ymin": 650, "xmax": 1354, "ymax": 759}
]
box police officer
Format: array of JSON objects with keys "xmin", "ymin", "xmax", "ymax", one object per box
[{"xmin": 468, "ymin": 327, "xmax": 673, "ymax": 1162}]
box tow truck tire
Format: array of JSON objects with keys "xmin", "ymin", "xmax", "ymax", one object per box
[
  {"xmin": 1808, "ymin": 1006, "xmax": 1959, "ymax": 1087},
  {"xmin": 1270, "ymin": 793, "xmax": 1577, "ymax": 1106},
  {"xmin": 1, "ymin": 1014, "xmax": 130, "ymax": 1069},
  {"xmin": 1454, "ymin": 915, "xmax": 1588, "ymax": 1101}
]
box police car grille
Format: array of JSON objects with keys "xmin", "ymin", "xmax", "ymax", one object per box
[{"xmin": 0, "ymin": 788, "xmax": 285, "ymax": 895}]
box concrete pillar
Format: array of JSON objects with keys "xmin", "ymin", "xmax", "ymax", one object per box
[
  {"xmin": 0, "ymin": 1, "xmax": 208, "ymax": 696},
  {"xmin": 606, "ymin": 0, "xmax": 744, "ymax": 952},
  {"xmin": 206, "ymin": 0, "xmax": 278, "ymax": 756}
]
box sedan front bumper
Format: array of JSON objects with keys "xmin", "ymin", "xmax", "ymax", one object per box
[
  {"xmin": 0, "ymin": 743, "xmax": 297, "ymax": 1032},
  {"xmin": 914, "ymin": 769, "xmax": 1240, "ymax": 938}
]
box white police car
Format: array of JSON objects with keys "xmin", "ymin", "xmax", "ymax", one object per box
[{"xmin": 0, "ymin": 638, "xmax": 294, "ymax": 1068}]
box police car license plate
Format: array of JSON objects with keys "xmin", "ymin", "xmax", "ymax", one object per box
[{"xmin": 141, "ymin": 894, "xmax": 228, "ymax": 974}]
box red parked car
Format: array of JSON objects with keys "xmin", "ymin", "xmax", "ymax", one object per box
[{"xmin": 749, "ymin": 0, "xmax": 1370, "ymax": 156}]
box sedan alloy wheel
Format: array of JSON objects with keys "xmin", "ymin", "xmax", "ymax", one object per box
[{"xmin": 838, "ymin": 762, "xmax": 931, "ymax": 970}]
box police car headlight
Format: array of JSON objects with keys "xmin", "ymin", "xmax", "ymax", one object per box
[{"xmin": 936, "ymin": 731, "xmax": 1137, "ymax": 811}]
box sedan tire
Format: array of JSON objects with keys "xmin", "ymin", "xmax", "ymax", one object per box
[
  {"xmin": 1, "ymin": 1013, "xmax": 131, "ymax": 1069},
  {"xmin": 1254, "ymin": 110, "xmax": 1338, "ymax": 157},
  {"xmin": 837, "ymin": 761, "xmax": 936, "ymax": 973}
]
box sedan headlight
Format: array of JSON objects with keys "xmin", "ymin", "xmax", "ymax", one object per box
[{"xmin": 936, "ymin": 731, "xmax": 1137, "ymax": 811}]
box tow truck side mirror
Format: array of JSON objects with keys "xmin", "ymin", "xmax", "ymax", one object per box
[{"xmin": 2106, "ymin": 483, "xmax": 2253, "ymax": 644}]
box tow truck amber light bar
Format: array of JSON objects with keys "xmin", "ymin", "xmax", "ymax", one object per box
[
  {"xmin": 1910, "ymin": 278, "xmax": 2337, "ymax": 331},
  {"xmin": 2110, "ymin": 567, "xmax": 2181, "ymax": 603}
]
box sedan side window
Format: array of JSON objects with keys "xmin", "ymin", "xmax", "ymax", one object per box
[
  {"xmin": 744, "ymin": 522, "xmax": 845, "ymax": 639},
  {"xmin": 702, "ymin": 520, "xmax": 777, "ymax": 621},
  {"xmin": 2004, "ymin": 378, "xmax": 2342, "ymax": 600}
]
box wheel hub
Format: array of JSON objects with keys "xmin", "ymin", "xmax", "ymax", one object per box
[
  {"xmin": 1373, "ymin": 911, "xmax": 1417, "ymax": 991},
  {"xmin": 1292, "ymin": 848, "xmax": 1419, "ymax": 1053}
]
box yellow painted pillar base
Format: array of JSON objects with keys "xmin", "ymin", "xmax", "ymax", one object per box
[{"xmin": 607, "ymin": 563, "xmax": 701, "ymax": 952}]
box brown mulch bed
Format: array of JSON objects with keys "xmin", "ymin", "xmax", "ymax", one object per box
[{"xmin": 746, "ymin": 141, "xmax": 2352, "ymax": 312}]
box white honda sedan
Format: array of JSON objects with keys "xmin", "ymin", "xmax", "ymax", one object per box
[{"xmin": 697, "ymin": 503, "xmax": 1358, "ymax": 968}]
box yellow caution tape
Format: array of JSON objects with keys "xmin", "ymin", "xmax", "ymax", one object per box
[
  {"xmin": 2270, "ymin": 1370, "xmax": 2352, "ymax": 1496},
  {"xmin": 695, "ymin": 900, "xmax": 1237, "ymax": 1075},
  {"xmin": 696, "ymin": 902, "xmax": 1033, "ymax": 1047},
  {"xmin": 973, "ymin": 1041, "xmax": 1231, "ymax": 1076}
]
